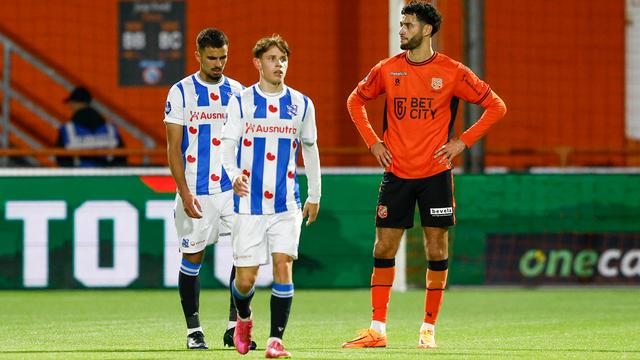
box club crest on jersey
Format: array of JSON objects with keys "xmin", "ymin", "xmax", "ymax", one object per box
[
  {"xmin": 431, "ymin": 77, "xmax": 443, "ymax": 90},
  {"xmin": 393, "ymin": 97, "xmax": 407, "ymax": 120},
  {"xmin": 377, "ymin": 205, "xmax": 388, "ymax": 219},
  {"xmin": 286, "ymin": 104, "xmax": 298, "ymax": 117},
  {"xmin": 165, "ymin": 101, "xmax": 172, "ymax": 115}
]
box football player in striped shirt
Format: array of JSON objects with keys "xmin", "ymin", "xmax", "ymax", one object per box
[
  {"xmin": 342, "ymin": 1, "xmax": 506, "ymax": 350},
  {"xmin": 164, "ymin": 28, "xmax": 254, "ymax": 350},
  {"xmin": 221, "ymin": 34, "xmax": 321, "ymax": 358}
]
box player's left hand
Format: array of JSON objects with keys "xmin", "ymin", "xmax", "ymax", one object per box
[
  {"xmin": 434, "ymin": 138, "xmax": 466, "ymax": 166},
  {"xmin": 233, "ymin": 174, "xmax": 250, "ymax": 197},
  {"xmin": 302, "ymin": 201, "xmax": 320, "ymax": 226}
]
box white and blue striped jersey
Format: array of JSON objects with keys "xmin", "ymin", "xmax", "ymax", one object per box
[
  {"xmin": 164, "ymin": 72, "xmax": 244, "ymax": 195},
  {"xmin": 223, "ymin": 84, "xmax": 317, "ymax": 215}
]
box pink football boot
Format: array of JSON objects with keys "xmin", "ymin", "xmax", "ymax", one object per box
[{"xmin": 233, "ymin": 316, "xmax": 253, "ymax": 355}]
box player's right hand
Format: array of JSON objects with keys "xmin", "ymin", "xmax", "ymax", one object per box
[
  {"xmin": 233, "ymin": 174, "xmax": 250, "ymax": 197},
  {"xmin": 370, "ymin": 141, "xmax": 393, "ymax": 168},
  {"xmin": 302, "ymin": 201, "xmax": 320, "ymax": 226},
  {"xmin": 181, "ymin": 192, "xmax": 203, "ymax": 219}
]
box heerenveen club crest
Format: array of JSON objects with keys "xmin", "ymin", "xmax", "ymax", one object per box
[
  {"xmin": 431, "ymin": 77, "xmax": 443, "ymax": 90},
  {"xmin": 287, "ymin": 104, "xmax": 298, "ymax": 117}
]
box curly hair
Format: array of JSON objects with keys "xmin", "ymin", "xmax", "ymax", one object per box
[{"xmin": 401, "ymin": 1, "xmax": 443, "ymax": 36}]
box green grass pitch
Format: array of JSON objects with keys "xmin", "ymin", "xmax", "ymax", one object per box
[{"xmin": 0, "ymin": 288, "xmax": 639, "ymax": 359}]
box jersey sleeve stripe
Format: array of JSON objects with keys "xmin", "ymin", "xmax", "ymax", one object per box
[
  {"xmin": 236, "ymin": 95, "xmax": 244, "ymax": 118},
  {"xmin": 181, "ymin": 126, "xmax": 188, "ymax": 164},
  {"xmin": 356, "ymin": 89, "xmax": 373, "ymax": 101},
  {"xmin": 474, "ymin": 87, "xmax": 492, "ymax": 105},
  {"xmin": 196, "ymin": 124, "xmax": 211, "ymax": 195},
  {"xmin": 177, "ymin": 83, "xmax": 186, "ymax": 108},
  {"xmin": 301, "ymin": 96, "xmax": 309, "ymax": 122}
]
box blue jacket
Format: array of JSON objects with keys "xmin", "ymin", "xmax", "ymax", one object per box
[{"xmin": 56, "ymin": 107, "xmax": 125, "ymax": 167}]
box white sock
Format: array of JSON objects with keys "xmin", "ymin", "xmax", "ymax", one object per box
[
  {"xmin": 227, "ymin": 321, "xmax": 237, "ymax": 330},
  {"xmin": 267, "ymin": 337, "xmax": 282, "ymax": 347},
  {"xmin": 370, "ymin": 320, "xmax": 386, "ymax": 334},
  {"xmin": 187, "ymin": 326, "xmax": 203, "ymax": 336},
  {"xmin": 420, "ymin": 322, "xmax": 435, "ymax": 333}
]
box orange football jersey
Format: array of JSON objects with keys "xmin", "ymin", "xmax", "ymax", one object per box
[{"xmin": 348, "ymin": 51, "xmax": 506, "ymax": 179}]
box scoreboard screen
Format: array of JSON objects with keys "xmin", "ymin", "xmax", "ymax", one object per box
[{"xmin": 118, "ymin": 0, "xmax": 185, "ymax": 86}]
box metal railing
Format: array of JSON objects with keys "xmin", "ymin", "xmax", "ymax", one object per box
[
  {"xmin": 1, "ymin": 41, "xmax": 10, "ymax": 166},
  {"xmin": 0, "ymin": 31, "xmax": 156, "ymax": 166},
  {"xmin": 0, "ymin": 145, "xmax": 637, "ymax": 169}
]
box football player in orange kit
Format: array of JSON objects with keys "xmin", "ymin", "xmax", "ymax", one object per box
[{"xmin": 342, "ymin": 0, "xmax": 506, "ymax": 349}]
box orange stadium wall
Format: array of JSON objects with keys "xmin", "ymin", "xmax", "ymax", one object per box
[
  {"xmin": 483, "ymin": 0, "xmax": 629, "ymax": 168},
  {"xmin": 0, "ymin": 0, "xmax": 630, "ymax": 167}
]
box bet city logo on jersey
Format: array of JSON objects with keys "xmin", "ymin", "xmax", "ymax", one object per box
[{"xmin": 393, "ymin": 97, "xmax": 438, "ymax": 121}]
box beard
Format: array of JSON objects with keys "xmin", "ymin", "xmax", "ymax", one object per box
[
  {"xmin": 400, "ymin": 33, "xmax": 423, "ymax": 50},
  {"xmin": 200, "ymin": 66, "xmax": 223, "ymax": 83},
  {"xmin": 203, "ymin": 71, "xmax": 222, "ymax": 83}
]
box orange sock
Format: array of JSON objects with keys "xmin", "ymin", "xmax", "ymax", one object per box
[
  {"xmin": 371, "ymin": 258, "xmax": 395, "ymax": 323},
  {"xmin": 424, "ymin": 259, "xmax": 448, "ymax": 325}
]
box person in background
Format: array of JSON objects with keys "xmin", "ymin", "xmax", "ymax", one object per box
[{"xmin": 56, "ymin": 86, "xmax": 125, "ymax": 167}]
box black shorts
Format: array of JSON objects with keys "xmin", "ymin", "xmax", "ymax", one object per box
[{"xmin": 375, "ymin": 170, "xmax": 455, "ymax": 228}]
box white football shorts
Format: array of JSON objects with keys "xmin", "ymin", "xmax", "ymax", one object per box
[
  {"xmin": 174, "ymin": 191, "xmax": 234, "ymax": 254},
  {"xmin": 232, "ymin": 209, "xmax": 303, "ymax": 267}
]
